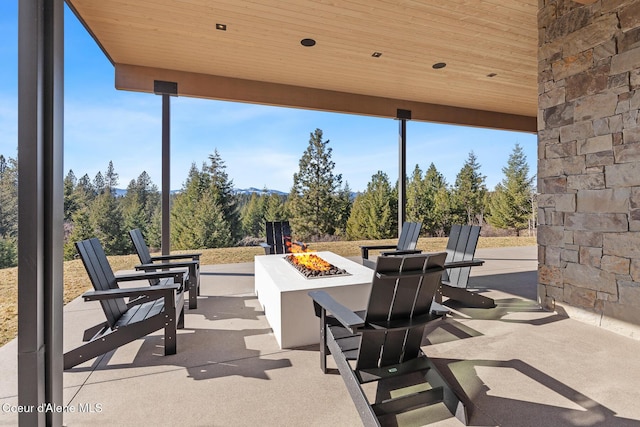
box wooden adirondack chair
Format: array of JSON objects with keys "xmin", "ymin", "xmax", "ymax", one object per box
[
  {"xmin": 260, "ymin": 221, "xmax": 292, "ymax": 254},
  {"xmin": 360, "ymin": 221, "xmax": 422, "ymax": 263},
  {"xmin": 63, "ymin": 238, "xmax": 186, "ymax": 370},
  {"xmin": 439, "ymin": 224, "xmax": 494, "ymax": 308},
  {"xmin": 129, "ymin": 228, "xmax": 201, "ymax": 309},
  {"xmin": 309, "ymin": 252, "xmax": 468, "ymax": 426}
]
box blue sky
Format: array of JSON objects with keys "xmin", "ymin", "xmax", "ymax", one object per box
[{"xmin": 0, "ymin": 2, "xmax": 537, "ymax": 193}]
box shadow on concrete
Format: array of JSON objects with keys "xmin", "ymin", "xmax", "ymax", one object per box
[
  {"xmin": 468, "ymin": 270, "xmax": 539, "ymax": 300},
  {"xmin": 65, "ymin": 294, "xmax": 292, "ymax": 381},
  {"xmin": 200, "ymin": 271, "xmax": 255, "ymax": 277},
  {"xmin": 432, "ymin": 357, "xmax": 640, "ymax": 427}
]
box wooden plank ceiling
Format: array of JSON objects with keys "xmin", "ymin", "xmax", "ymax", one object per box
[{"xmin": 66, "ymin": 0, "xmax": 539, "ymax": 132}]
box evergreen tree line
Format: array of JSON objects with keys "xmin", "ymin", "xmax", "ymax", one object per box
[
  {"xmin": 0, "ymin": 130, "xmax": 536, "ymax": 268},
  {"xmin": 242, "ymin": 130, "xmax": 537, "ymax": 242},
  {"xmin": 0, "ymin": 155, "xmax": 18, "ymax": 268}
]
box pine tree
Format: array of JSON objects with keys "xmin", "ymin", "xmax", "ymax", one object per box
[
  {"xmin": 289, "ymin": 128, "xmax": 343, "ymax": 240},
  {"xmin": 104, "ymin": 160, "xmax": 119, "ymax": 194},
  {"xmin": 194, "ymin": 190, "xmax": 233, "ymax": 248},
  {"xmin": 334, "ymin": 182, "xmax": 353, "ymax": 237},
  {"xmin": 0, "ymin": 155, "xmax": 18, "ymax": 239},
  {"xmin": 93, "ymin": 171, "xmax": 105, "ymax": 195},
  {"xmin": 346, "ymin": 171, "xmax": 397, "ymax": 239},
  {"xmin": 0, "ymin": 238, "xmax": 17, "ymax": 269},
  {"xmin": 121, "ymin": 171, "xmax": 160, "ymax": 241},
  {"xmin": 487, "ymin": 144, "xmax": 535, "ymax": 234},
  {"xmin": 406, "ymin": 164, "xmax": 436, "ymax": 234},
  {"xmin": 64, "ymin": 209, "xmax": 94, "ymax": 260},
  {"xmin": 432, "ymin": 186, "xmax": 455, "ymax": 237},
  {"xmin": 240, "ymin": 193, "xmax": 266, "ymax": 237},
  {"xmin": 63, "ymin": 170, "xmax": 79, "ymax": 222},
  {"xmin": 452, "ymin": 151, "xmax": 487, "ymax": 226},
  {"xmin": 75, "ymin": 173, "xmax": 96, "ymax": 206},
  {"xmin": 90, "ymin": 188, "xmax": 127, "ymax": 255},
  {"xmin": 171, "ymin": 164, "xmax": 205, "ymax": 249},
  {"xmin": 346, "ymin": 194, "xmax": 367, "ymax": 239},
  {"xmin": 171, "ymin": 153, "xmax": 238, "ymax": 249},
  {"xmin": 146, "ymin": 205, "xmax": 163, "ymax": 249},
  {"xmin": 0, "ymin": 153, "xmax": 17, "ymax": 267},
  {"xmin": 203, "ymin": 150, "xmax": 241, "ymax": 242},
  {"xmin": 422, "ymin": 163, "xmax": 448, "ymax": 235},
  {"xmin": 263, "ymin": 193, "xmax": 286, "ymax": 223}
]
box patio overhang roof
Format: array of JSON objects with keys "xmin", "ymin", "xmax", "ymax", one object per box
[{"xmin": 66, "ymin": 0, "xmax": 539, "ymax": 133}]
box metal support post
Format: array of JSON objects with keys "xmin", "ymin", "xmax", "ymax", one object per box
[
  {"xmin": 397, "ymin": 109, "xmax": 411, "ymax": 237},
  {"xmin": 18, "ymin": 0, "xmax": 65, "ymax": 425},
  {"xmin": 154, "ymin": 81, "xmax": 178, "ymax": 256}
]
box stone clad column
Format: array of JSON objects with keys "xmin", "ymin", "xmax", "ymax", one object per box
[{"xmin": 538, "ymin": 0, "xmax": 640, "ymax": 334}]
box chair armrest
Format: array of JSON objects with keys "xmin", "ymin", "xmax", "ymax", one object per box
[
  {"xmin": 150, "ymin": 253, "xmax": 201, "ymax": 262},
  {"xmin": 135, "ymin": 260, "xmax": 198, "ymax": 271},
  {"xmin": 308, "ymin": 290, "xmax": 365, "ymax": 332},
  {"xmin": 360, "ymin": 244, "xmax": 397, "ymax": 251},
  {"xmin": 83, "ymin": 283, "xmax": 180, "ymax": 301},
  {"xmin": 115, "ymin": 270, "xmax": 186, "ymax": 284},
  {"xmin": 380, "ymin": 249, "xmax": 422, "ymax": 256},
  {"xmin": 445, "ymin": 259, "xmax": 485, "ymax": 269},
  {"xmin": 359, "ymin": 244, "xmax": 398, "ymax": 260},
  {"xmin": 259, "ymin": 242, "xmax": 273, "ymax": 254}
]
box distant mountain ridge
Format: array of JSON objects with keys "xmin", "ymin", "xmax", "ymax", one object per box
[
  {"xmin": 113, "ymin": 187, "xmax": 288, "ymax": 197},
  {"xmin": 233, "ymin": 187, "xmax": 288, "ymax": 196}
]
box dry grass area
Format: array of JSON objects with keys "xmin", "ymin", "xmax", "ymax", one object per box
[{"xmin": 0, "ymin": 236, "xmax": 536, "ymax": 347}]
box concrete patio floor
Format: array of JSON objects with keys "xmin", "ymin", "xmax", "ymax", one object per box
[{"xmin": 3, "ymin": 246, "xmax": 640, "ymax": 426}]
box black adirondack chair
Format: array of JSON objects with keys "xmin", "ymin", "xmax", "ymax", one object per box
[
  {"xmin": 360, "ymin": 221, "xmax": 422, "ymax": 263},
  {"xmin": 260, "ymin": 221, "xmax": 292, "ymax": 254},
  {"xmin": 129, "ymin": 228, "xmax": 201, "ymax": 309},
  {"xmin": 309, "ymin": 252, "xmax": 468, "ymax": 426},
  {"xmin": 439, "ymin": 224, "xmax": 494, "ymax": 308},
  {"xmin": 64, "ymin": 238, "xmax": 186, "ymax": 370}
]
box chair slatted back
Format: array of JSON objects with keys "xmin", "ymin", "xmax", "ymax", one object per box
[
  {"xmin": 444, "ymin": 224, "xmax": 481, "ymax": 288},
  {"xmin": 129, "ymin": 228, "xmax": 153, "ymax": 264},
  {"xmin": 356, "ymin": 252, "xmax": 446, "ymax": 370},
  {"xmin": 129, "ymin": 229, "xmax": 160, "ymax": 285},
  {"xmin": 396, "ymin": 222, "xmax": 421, "ymax": 251},
  {"xmin": 265, "ymin": 221, "xmax": 292, "ymax": 254},
  {"xmin": 76, "ymin": 238, "xmax": 128, "ymax": 328}
]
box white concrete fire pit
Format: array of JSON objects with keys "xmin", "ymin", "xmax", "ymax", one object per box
[{"xmin": 254, "ymin": 251, "xmax": 374, "ymax": 349}]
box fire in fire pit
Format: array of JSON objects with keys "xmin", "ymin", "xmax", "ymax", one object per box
[{"xmin": 284, "ymin": 253, "xmax": 350, "ymax": 279}]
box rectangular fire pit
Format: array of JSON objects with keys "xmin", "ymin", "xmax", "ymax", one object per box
[{"xmin": 254, "ymin": 251, "xmax": 374, "ymax": 348}]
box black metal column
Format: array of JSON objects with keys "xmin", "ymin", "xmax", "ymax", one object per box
[
  {"xmin": 397, "ymin": 109, "xmax": 411, "ymax": 236},
  {"xmin": 154, "ymin": 81, "xmax": 177, "ymax": 256},
  {"xmin": 162, "ymin": 94, "xmax": 170, "ymax": 255},
  {"xmin": 18, "ymin": 0, "xmax": 64, "ymax": 425}
]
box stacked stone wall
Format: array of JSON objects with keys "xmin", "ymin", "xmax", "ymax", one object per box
[{"xmin": 538, "ymin": 0, "xmax": 640, "ymax": 333}]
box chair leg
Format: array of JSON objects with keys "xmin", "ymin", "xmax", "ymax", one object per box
[
  {"xmin": 361, "ymin": 247, "xmax": 369, "ymax": 262},
  {"xmin": 165, "ymin": 308, "xmax": 177, "ymax": 356},
  {"xmin": 320, "ymin": 310, "xmax": 329, "ymax": 373},
  {"xmin": 177, "ymin": 305, "xmax": 185, "ymax": 330},
  {"xmin": 188, "ymin": 264, "xmax": 198, "ymax": 309}
]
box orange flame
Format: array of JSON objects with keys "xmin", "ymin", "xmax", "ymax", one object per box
[
  {"xmin": 285, "ymin": 238, "xmax": 309, "ymax": 253},
  {"xmin": 284, "ymin": 238, "xmax": 330, "ymax": 271},
  {"xmin": 287, "ymin": 253, "xmax": 331, "ymax": 272}
]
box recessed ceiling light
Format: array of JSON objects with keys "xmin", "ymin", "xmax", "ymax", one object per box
[
  {"xmin": 372, "ymin": 52, "xmax": 382, "ymax": 58},
  {"xmin": 216, "ymin": 23, "xmax": 227, "ymax": 31},
  {"xmin": 301, "ymin": 38, "xmax": 316, "ymax": 47},
  {"xmin": 432, "ymin": 62, "xmax": 446, "ymax": 69},
  {"xmin": 487, "ymin": 73, "xmax": 497, "ymax": 77}
]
